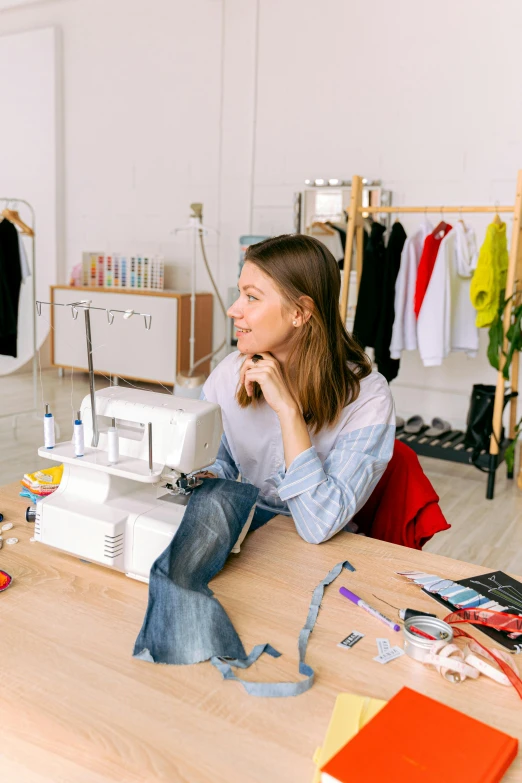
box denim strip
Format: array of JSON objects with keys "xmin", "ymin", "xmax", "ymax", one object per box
[{"xmin": 210, "ymin": 559, "xmax": 355, "ymax": 697}]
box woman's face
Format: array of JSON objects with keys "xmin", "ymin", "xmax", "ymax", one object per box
[{"xmin": 227, "ymin": 261, "xmax": 296, "ymax": 361}]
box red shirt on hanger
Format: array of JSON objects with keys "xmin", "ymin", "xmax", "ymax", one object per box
[{"xmin": 414, "ymin": 223, "xmax": 452, "ymax": 318}]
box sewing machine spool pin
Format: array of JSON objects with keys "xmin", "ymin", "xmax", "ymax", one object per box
[{"xmin": 84, "ymin": 307, "xmax": 99, "ymax": 447}]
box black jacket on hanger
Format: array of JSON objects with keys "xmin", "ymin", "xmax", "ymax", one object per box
[
  {"xmin": 326, "ymin": 222, "xmax": 347, "ymax": 269},
  {"xmin": 374, "ymin": 222, "xmax": 407, "ymax": 382},
  {"xmin": 0, "ymin": 218, "xmax": 22, "ymax": 358},
  {"xmin": 353, "ymin": 221, "xmax": 386, "ymax": 350}
]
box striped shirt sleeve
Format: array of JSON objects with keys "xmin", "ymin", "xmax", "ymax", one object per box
[
  {"xmin": 203, "ymin": 432, "xmax": 239, "ymax": 481},
  {"xmin": 274, "ymin": 424, "xmax": 395, "ymax": 544}
]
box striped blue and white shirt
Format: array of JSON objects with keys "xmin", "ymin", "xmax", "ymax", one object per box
[{"xmin": 201, "ymin": 351, "xmax": 395, "ymax": 544}]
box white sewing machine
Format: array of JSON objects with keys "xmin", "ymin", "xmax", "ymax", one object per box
[{"xmin": 34, "ymin": 387, "xmax": 222, "ymax": 582}]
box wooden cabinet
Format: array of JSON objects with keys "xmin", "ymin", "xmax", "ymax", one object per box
[{"xmin": 50, "ymin": 286, "xmax": 213, "ymax": 385}]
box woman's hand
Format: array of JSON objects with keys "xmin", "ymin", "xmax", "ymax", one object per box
[
  {"xmin": 241, "ymin": 353, "xmax": 312, "ymax": 468},
  {"xmin": 240, "ymin": 353, "xmax": 298, "ymax": 417}
]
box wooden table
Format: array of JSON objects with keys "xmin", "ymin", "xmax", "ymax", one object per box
[{"xmin": 1, "ymin": 482, "xmax": 521, "ymax": 783}]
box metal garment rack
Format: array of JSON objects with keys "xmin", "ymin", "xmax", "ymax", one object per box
[
  {"xmin": 36, "ymin": 299, "xmax": 152, "ymax": 448},
  {"xmin": 340, "ymin": 172, "xmax": 522, "ymax": 500},
  {"xmin": 0, "ymin": 197, "xmax": 37, "ymax": 426}
]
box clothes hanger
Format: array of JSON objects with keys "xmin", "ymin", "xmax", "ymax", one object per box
[
  {"xmin": 432, "ymin": 207, "xmax": 448, "ymax": 239},
  {"xmin": 1, "ymin": 202, "xmax": 34, "ymax": 236},
  {"xmin": 326, "ymin": 219, "xmax": 345, "ymax": 230},
  {"xmin": 493, "ymin": 200, "xmax": 503, "ymax": 226},
  {"xmin": 458, "ymin": 206, "xmax": 466, "ymax": 229},
  {"xmin": 310, "ymin": 220, "xmax": 335, "ymax": 236}
]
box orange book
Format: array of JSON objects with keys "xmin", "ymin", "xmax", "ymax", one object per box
[{"xmin": 320, "ymin": 687, "xmax": 518, "ymax": 783}]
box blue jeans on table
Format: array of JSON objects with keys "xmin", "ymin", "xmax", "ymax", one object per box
[
  {"xmin": 133, "ymin": 478, "xmax": 354, "ymax": 697},
  {"xmin": 133, "ymin": 478, "xmax": 259, "ymax": 665}
]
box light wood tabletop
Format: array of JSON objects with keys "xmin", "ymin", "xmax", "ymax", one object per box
[{"xmin": 0, "ymin": 481, "xmax": 521, "ymax": 783}]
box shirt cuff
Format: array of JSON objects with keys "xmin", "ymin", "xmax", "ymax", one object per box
[
  {"xmin": 201, "ymin": 460, "xmax": 227, "ymax": 480},
  {"xmin": 275, "ymin": 446, "xmax": 327, "ymax": 502}
]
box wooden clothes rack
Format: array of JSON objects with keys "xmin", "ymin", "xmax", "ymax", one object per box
[
  {"xmin": 340, "ymin": 172, "xmax": 522, "ymax": 500},
  {"xmin": 0, "ymin": 198, "xmax": 38, "ymax": 425}
]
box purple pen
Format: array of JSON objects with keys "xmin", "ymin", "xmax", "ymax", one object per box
[{"xmin": 339, "ymin": 587, "xmax": 401, "ymax": 632}]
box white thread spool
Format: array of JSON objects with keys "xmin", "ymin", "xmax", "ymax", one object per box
[
  {"xmin": 74, "ymin": 410, "xmax": 84, "ymax": 457},
  {"xmin": 108, "ymin": 418, "xmax": 119, "ymax": 464},
  {"xmin": 44, "ymin": 403, "xmax": 55, "ymax": 449}
]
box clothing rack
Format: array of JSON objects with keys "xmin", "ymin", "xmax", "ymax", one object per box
[
  {"xmin": 0, "ymin": 198, "xmax": 38, "ymax": 425},
  {"xmin": 340, "ymin": 171, "xmax": 522, "ymax": 500}
]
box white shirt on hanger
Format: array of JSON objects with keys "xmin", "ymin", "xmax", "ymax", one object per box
[
  {"xmin": 314, "ymin": 231, "xmax": 344, "ymax": 264},
  {"xmin": 389, "ymin": 221, "xmax": 432, "ymax": 360},
  {"xmin": 18, "ymin": 232, "xmax": 31, "ymax": 281},
  {"xmin": 417, "ymin": 222, "xmax": 479, "ymax": 367}
]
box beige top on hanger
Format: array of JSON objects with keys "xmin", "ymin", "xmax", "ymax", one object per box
[{"xmin": 1, "ymin": 207, "xmax": 34, "ymax": 237}]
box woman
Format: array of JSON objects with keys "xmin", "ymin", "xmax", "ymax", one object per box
[{"xmin": 200, "ymin": 234, "xmax": 395, "ymax": 543}]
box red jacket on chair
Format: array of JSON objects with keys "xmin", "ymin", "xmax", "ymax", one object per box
[{"xmin": 352, "ymin": 439, "xmax": 450, "ymax": 549}]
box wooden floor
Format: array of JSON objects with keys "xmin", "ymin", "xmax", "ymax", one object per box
[{"xmin": 1, "ymin": 368, "xmax": 521, "ymax": 574}]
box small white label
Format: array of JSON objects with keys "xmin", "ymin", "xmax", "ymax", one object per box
[
  {"xmin": 338, "ymin": 631, "xmax": 364, "ymax": 650},
  {"xmin": 373, "ymin": 646, "xmax": 405, "ymax": 665},
  {"xmin": 376, "ymin": 638, "xmax": 392, "ymax": 656}
]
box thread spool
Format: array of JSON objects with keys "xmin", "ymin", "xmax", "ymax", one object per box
[
  {"xmin": 44, "ymin": 403, "xmax": 55, "ymax": 449},
  {"xmin": 74, "ymin": 410, "xmax": 84, "ymax": 457},
  {"xmin": 108, "ymin": 417, "xmax": 119, "ymax": 464}
]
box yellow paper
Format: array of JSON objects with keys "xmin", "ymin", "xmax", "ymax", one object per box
[{"xmin": 312, "ymin": 694, "xmax": 387, "ymax": 783}]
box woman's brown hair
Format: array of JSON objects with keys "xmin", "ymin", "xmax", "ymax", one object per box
[{"xmin": 236, "ymin": 234, "xmax": 372, "ymax": 432}]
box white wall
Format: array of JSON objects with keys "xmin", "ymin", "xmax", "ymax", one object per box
[
  {"xmin": 0, "ymin": 25, "xmax": 59, "ymax": 374},
  {"xmin": 1, "ymin": 0, "xmax": 522, "ymax": 426},
  {"xmin": 249, "ymin": 0, "xmax": 522, "ymax": 429}
]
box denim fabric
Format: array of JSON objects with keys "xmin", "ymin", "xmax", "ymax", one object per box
[
  {"xmin": 133, "ymin": 479, "xmax": 259, "ymax": 665},
  {"xmin": 133, "ymin": 478, "xmax": 356, "ymax": 697},
  {"xmin": 249, "ymin": 506, "xmax": 276, "ymax": 532},
  {"xmin": 211, "ymin": 558, "xmax": 355, "ymax": 697}
]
